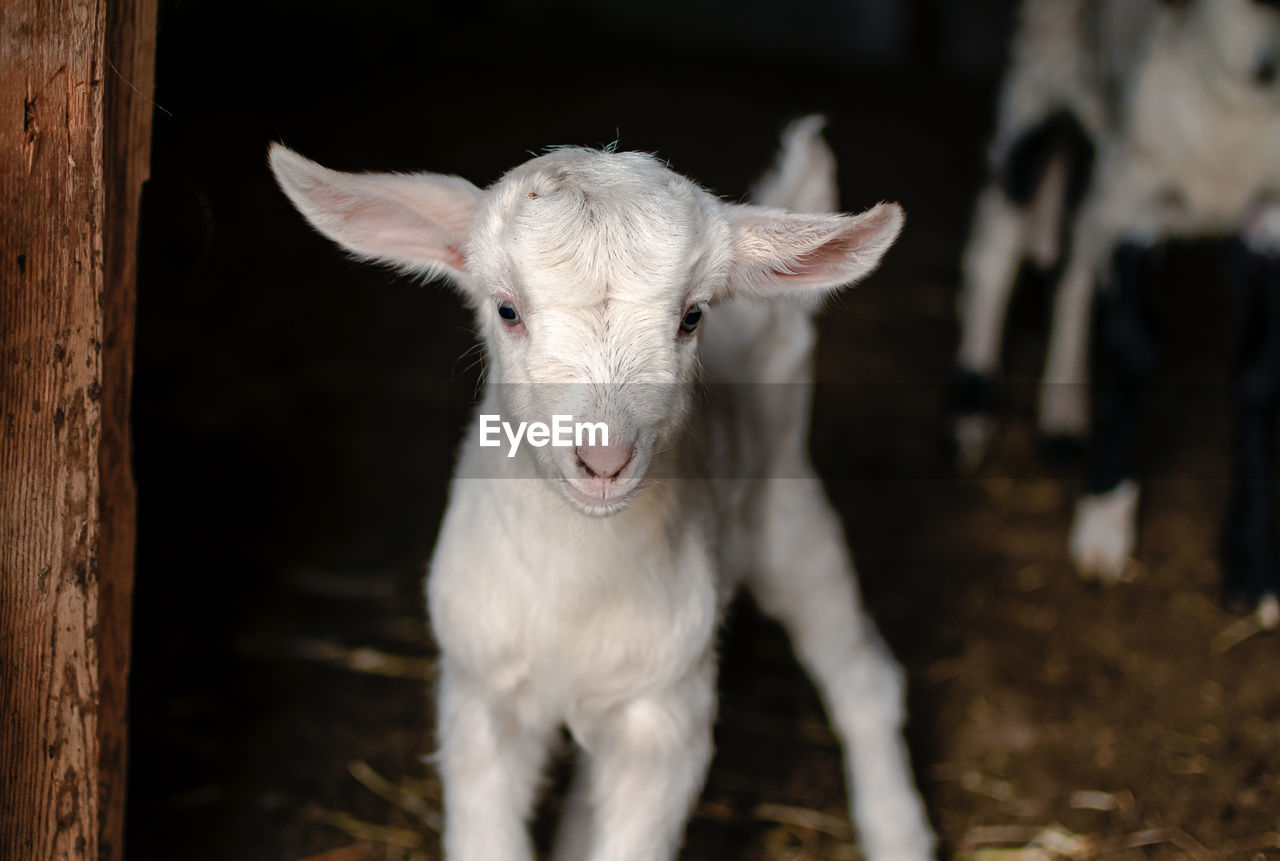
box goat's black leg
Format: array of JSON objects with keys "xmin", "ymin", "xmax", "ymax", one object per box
[
  {"xmin": 1087, "ymin": 241, "xmax": 1163, "ymax": 496},
  {"xmin": 1069, "ymin": 240, "xmax": 1163, "ymax": 580},
  {"xmin": 1221, "ymin": 237, "xmax": 1280, "ymax": 611}
]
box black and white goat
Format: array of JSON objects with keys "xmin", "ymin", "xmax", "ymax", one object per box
[{"xmin": 951, "ymin": 0, "xmax": 1280, "ymax": 617}]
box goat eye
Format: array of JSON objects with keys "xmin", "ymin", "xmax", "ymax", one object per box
[
  {"xmin": 680, "ymin": 305, "xmax": 704, "ymax": 334},
  {"xmin": 497, "ymin": 300, "xmax": 521, "ymax": 327}
]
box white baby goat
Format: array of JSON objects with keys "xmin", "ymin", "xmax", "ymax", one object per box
[{"xmin": 269, "ymin": 119, "xmax": 935, "ymax": 861}]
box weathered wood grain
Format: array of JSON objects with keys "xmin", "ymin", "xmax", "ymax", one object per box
[{"xmin": 1, "ymin": 0, "xmax": 155, "ymax": 857}]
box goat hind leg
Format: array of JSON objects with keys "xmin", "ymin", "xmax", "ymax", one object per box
[
  {"xmin": 1222, "ymin": 215, "xmax": 1280, "ymax": 620},
  {"xmin": 746, "ymin": 478, "xmax": 935, "ymax": 861}
]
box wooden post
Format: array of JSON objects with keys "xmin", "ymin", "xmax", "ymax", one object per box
[{"xmin": 0, "ymin": 0, "xmax": 156, "ymax": 858}]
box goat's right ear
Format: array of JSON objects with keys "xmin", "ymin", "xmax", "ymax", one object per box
[
  {"xmin": 723, "ymin": 201, "xmax": 905, "ymax": 299},
  {"xmin": 268, "ymin": 143, "xmax": 482, "ymax": 282}
]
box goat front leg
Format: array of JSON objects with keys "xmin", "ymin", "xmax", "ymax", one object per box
[
  {"xmin": 436, "ymin": 660, "xmax": 556, "ymax": 861},
  {"xmin": 1069, "ymin": 238, "xmax": 1163, "ymax": 582},
  {"xmin": 952, "ymin": 186, "xmax": 1030, "ymax": 470},
  {"xmin": 1221, "ymin": 210, "xmax": 1280, "ymax": 620},
  {"xmin": 555, "ymin": 669, "xmax": 716, "ymax": 861},
  {"xmin": 747, "ymin": 478, "xmax": 935, "ymax": 861}
]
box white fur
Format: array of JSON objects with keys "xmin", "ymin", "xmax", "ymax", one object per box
[
  {"xmin": 1069, "ymin": 479, "xmax": 1140, "ymax": 584},
  {"xmin": 270, "ymin": 121, "xmax": 935, "ymax": 861}
]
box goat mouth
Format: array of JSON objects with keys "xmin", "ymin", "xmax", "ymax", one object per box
[{"xmin": 559, "ymin": 475, "xmax": 640, "ymax": 515}]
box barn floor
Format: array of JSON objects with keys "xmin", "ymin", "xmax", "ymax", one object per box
[{"xmin": 127, "ymin": 6, "xmax": 1280, "ymax": 859}]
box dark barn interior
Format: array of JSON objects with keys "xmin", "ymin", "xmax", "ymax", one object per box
[{"xmin": 126, "ymin": 1, "xmax": 1280, "ymax": 858}]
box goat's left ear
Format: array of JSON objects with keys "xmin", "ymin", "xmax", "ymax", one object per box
[{"xmin": 724, "ymin": 201, "xmax": 904, "ymax": 298}]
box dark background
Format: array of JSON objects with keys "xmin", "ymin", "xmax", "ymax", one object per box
[{"xmin": 127, "ymin": 2, "xmax": 1280, "ymax": 859}]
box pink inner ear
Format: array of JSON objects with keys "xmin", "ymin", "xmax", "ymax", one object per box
[
  {"xmin": 770, "ymin": 238, "xmax": 855, "ymax": 280},
  {"xmin": 769, "ymin": 205, "xmax": 900, "ymax": 281},
  {"xmin": 726, "ymin": 201, "xmax": 903, "ymax": 296},
  {"xmin": 336, "ymin": 194, "xmax": 468, "ymax": 271},
  {"xmin": 441, "ymin": 246, "xmax": 467, "ymax": 271}
]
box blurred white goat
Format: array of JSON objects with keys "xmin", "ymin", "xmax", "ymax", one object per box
[
  {"xmin": 951, "ymin": 0, "xmax": 1280, "ymax": 612},
  {"xmin": 269, "ymin": 117, "xmax": 935, "ymax": 861}
]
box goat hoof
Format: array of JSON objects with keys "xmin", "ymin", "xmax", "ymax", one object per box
[
  {"xmin": 1261, "ymin": 594, "xmax": 1280, "ymax": 629},
  {"xmin": 947, "ymin": 369, "xmax": 998, "ymax": 472},
  {"xmin": 861, "ymin": 830, "xmax": 937, "ymax": 861},
  {"xmin": 1220, "ymin": 534, "xmax": 1280, "ymax": 617},
  {"xmin": 1222, "ymin": 587, "xmax": 1280, "ymax": 629},
  {"xmin": 1069, "ymin": 481, "xmax": 1140, "ymax": 584},
  {"xmin": 948, "ymin": 414, "xmax": 995, "ymax": 473}
]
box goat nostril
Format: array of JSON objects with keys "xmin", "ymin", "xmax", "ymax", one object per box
[
  {"xmin": 575, "ymin": 452, "xmax": 598, "ymax": 478},
  {"xmin": 575, "ymin": 444, "xmax": 635, "ymax": 480}
]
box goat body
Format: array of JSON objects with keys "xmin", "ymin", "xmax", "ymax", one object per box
[
  {"xmin": 952, "ymin": 0, "xmax": 1280, "ymax": 612},
  {"xmin": 271, "ymin": 118, "xmax": 935, "ymax": 861}
]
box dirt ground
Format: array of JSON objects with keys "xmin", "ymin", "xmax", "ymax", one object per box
[{"xmin": 126, "ymin": 4, "xmax": 1280, "ymax": 859}]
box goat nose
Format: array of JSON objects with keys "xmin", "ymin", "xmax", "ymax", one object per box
[{"xmin": 576, "ymin": 442, "xmax": 635, "ymax": 480}]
